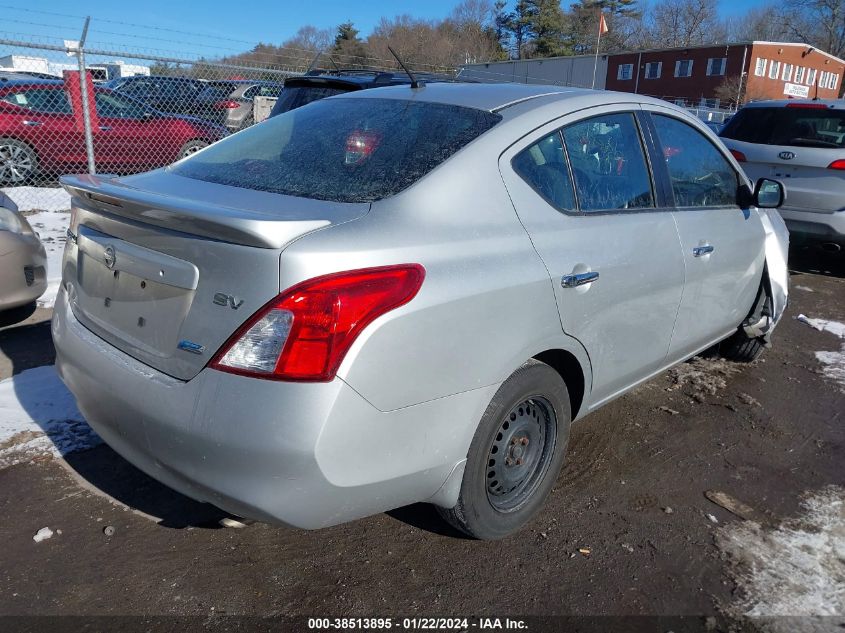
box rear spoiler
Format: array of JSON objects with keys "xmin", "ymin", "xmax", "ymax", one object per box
[{"xmin": 60, "ymin": 173, "xmax": 333, "ymax": 249}]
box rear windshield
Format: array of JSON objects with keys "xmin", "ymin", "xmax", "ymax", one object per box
[
  {"xmin": 172, "ymin": 97, "xmax": 502, "ymax": 203},
  {"xmin": 197, "ymin": 82, "xmax": 236, "ymax": 100},
  {"xmin": 270, "ymin": 85, "xmax": 349, "ymax": 116},
  {"xmin": 721, "ymin": 106, "xmax": 845, "ymax": 148}
]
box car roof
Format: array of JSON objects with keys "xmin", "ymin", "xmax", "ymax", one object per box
[
  {"xmin": 330, "ymin": 82, "xmax": 606, "ymax": 112},
  {"xmin": 740, "ymin": 99, "xmax": 844, "ymax": 109},
  {"xmin": 0, "ymin": 78, "xmax": 65, "ymax": 89}
]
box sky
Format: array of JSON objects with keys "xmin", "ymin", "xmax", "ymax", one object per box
[{"xmin": 1, "ymin": 0, "xmax": 775, "ymax": 61}]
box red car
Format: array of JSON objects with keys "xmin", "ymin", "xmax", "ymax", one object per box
[{"xmin": 0, "ymin": 80, "xmax": 228, "ymax": 185}]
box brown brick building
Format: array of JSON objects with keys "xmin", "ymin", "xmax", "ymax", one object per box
[{"xmin": 604, "ymin": 41, "xmax": 845, "ymax": 106}]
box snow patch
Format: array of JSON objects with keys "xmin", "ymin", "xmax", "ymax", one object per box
[
  {"xmin": 24, "ymin": 211, "xmax": 70, "ymax": 309},
  {"xmin": 793, "ymin": 285, "xmax": 814, "ymax": 292},
  {"xmin": 0, "ymin": 365, "xmax": 99, "ymax": 468},
  {"xmin": 32, "ymin": 527, "xmax": 54, "ymax": 543},
  {"xmin": 718, "ymin": 486, "xmax": 845, "ymax": 619},
  {"xmin": 1, "ymin": 186, "xmax": 70, "ymax": 212},
  {"xmin": 796, "ymin": 315, "xmax": 845, "ymax": 393}
]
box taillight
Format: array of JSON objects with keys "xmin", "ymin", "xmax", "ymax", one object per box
[
  {"xmin": 214, "ymin": 100, "xmax": 241, "ymax": 109},
  {"xmin": 729, "ymin": 149, "xmax": 747, "ymax": 162},
  {"xmin": 786, "ymin": 102, "xmax": 829, "ymax": 109},
  {"xmin": 345, "ymin": 130, "xmax": 382, "ymax": 166},
  {"xmin": 210, "ymin": 264, "xmax": 425, "ymax": 382},
  {"xmin": 828, "ymin": 159, "xmax": 845, "ymax": 170}
]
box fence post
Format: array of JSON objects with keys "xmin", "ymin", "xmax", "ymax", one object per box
[{"xmin": 74, "ymin": 16, "xmax": 96, "ymax": 175}]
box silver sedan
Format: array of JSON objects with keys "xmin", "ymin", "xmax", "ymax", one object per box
[
  {"xmin": 0, "ymin": 192, "xmax": 46, "ymax": 312},
  {"xmin": 53, "ymin": 84, "xmax": 789, "ymax": 539}
]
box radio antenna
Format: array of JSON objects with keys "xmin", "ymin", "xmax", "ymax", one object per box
[
  {"xmin": 387, "ymin": 46, "xmax": 425, "ymax": 89},
  {"xmin": 305, "ymin": 49, "xmax": 324, "ymax": 74}
]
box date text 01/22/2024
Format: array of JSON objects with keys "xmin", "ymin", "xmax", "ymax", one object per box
[{"xmin": 307, "ymin": 618, "xmax": 528, "ymax": 630}]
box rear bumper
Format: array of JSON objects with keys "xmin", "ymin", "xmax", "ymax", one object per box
[
  {"xmin": 779, "ymin": 207, "xmax": 845, "ymax": 245},
  {"xmin": 0, "ymin": 232, "xmax": 47, "ymax": 311},
  {"xmin": 52, "ymin": 287, "xmax": 488, "ymax": 528}
]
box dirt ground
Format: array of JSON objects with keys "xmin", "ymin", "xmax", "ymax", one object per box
[{"xmin": 0, "ymin": 248, "xmax": 842, "ymax": 630}]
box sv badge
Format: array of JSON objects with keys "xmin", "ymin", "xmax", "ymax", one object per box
[{"xmin": 213, "ymin": 293, "xmax": 244, "ymax": 310}]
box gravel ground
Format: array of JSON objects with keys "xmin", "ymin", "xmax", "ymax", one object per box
[{"xmin": 0, "ymin": 249, "xmax": 842, "ymax": 632}]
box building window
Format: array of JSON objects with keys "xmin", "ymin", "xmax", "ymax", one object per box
[
  {"xmin": 706, "ymin": 57, "xmax": 727, "ymax": 76},
  {"xmin": 675, "ymin": 59, "xmax": 694, "ymax": 77},
  {"xmin": 831, "ymin": 74, "xmax": 839, "ymax": 90},
  {"xmin": 754, "ymin": 58, "xmax": 767, "ymax": 76},
  {"xmin": 617, "ymin": 63, "xmax": 633, "ymax": 80},
  {"xmin": 644, "ymin": 62, "xmax": 662, "ymax": 79},
  {"xmin": 782, "ymin": 63, "xmax": 794, "ymax": 82},
  {"xmin": 768, "ymin": 60, "xmax": 781, "ymax": 79},
  {"xmin": 807, "ymin": 68, "xmax": 817, "ymax": 85},
  {"xmin": 795, "ymin": 66, "xmax": 806, "ymax": 83},
  {"xmin": 819, "ymin": 71, "xmax": 828, "ymax": 87}
]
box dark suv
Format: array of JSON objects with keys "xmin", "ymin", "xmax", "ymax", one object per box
[
  {"xmin": 268, "ymin": 69, "xmax": 462, "ymax": 118},
  {"xmin": 106, "ymin": 75, "xmax": 206, "ymax": 116}
]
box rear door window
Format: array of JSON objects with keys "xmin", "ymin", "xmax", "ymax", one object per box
[
  {"xmin": 2, "ymin": 89, "xmax": 72, "ymax": 114},
  {"xmin": 561, "ymin": 112, "xmax": 654, "ymax": 211},
  {"xmin": 172, "ymin": 97, "xmax": 501, "ymax": 203},
  {"xmin": 512, "ymin": 132, "xmax": 576, "ymax": 212},
  {"xmin": 721, "ymin": 106, "xmax": 845, "ymax": 148},
  {"xmin": 651, "ymin": 114, "xmax": 738, "ymax": 208}
]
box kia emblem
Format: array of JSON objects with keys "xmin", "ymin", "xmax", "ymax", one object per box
[{"xmin": 778, "ymin": 151, "xmax": 796, "ymax": 160}]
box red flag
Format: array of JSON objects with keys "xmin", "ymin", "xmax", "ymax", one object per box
[{"xmin": 599, "ymin": 13, "xmax": 609, "ymax": 35}]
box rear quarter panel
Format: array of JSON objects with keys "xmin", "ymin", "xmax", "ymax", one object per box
[{"xmin": 278, "ymin": 141, "xmax": 590, "ymax": 413}]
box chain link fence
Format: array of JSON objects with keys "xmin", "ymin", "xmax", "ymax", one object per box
[{"xmin": 0, "ymin": 26, "xmax": 312, "ymax": 216}]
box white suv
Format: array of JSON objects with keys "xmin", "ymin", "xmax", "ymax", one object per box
[{"xmin": 720, "ymin": 100, "xmax": 845, "ymax": 254}]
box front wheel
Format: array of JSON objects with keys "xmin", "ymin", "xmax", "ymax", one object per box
[
  {"xmin": 178, "ymin": 140, "xmax": 208, "ymax": 159},
  {"xmin": 437, "ymin": 359, "xmax": 571, "ymax": 540}
]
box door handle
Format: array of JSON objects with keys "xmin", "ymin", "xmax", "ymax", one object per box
[
  {"xmin": 99, "ymin": 126, "xmax": 112, "ymax": 131},
  {"xmin": 561, "ymin": 271, "xmax": 599, "ymax": 288},
  {"xmin": 693, "ymin": 244, "xmax": 715, "ymax": 257},
  {"xmin": 22, "ymin": 120, "xmax": 42, "ymax": 126}
]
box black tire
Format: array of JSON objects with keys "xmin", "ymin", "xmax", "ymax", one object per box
[
  {"xmin": 719, "ymin": 330, "xmax": 765, "ymax": 362},
  {"xmin": 437, "ymin": 359, "xmax": 571, "ymax": 540},
  {"xmin": 0, "ymin": 138, "xmax": 38, "ymax": 185},
  {"xmin": 178, "ymin": 140, "xmax": 208, "ymax": 159}
]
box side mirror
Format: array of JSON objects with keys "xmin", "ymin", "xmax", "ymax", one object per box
[{"xmin": 754, "ymin": 178, "xmax": 785, "ymax": 208}]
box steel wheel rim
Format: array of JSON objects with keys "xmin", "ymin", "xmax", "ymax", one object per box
[
  {"xmin": 0, "ymin": 143, "xmax": 34, "ymax": 183},
  {"xmin": 485, "ymin": 396, "xmax": 557, "ymax": 512}
]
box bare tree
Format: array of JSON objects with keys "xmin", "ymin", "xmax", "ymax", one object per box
[
  {"xmin": 782, "ymin": 0, "xmax": 845, "ymax": 58},
  {"xmin": 714, "ymin": 74, "xmax": 769, "ymax": 107},
  {"xmin": 642, "ymin": 0, "xmax": 726, "ymax": 48}
]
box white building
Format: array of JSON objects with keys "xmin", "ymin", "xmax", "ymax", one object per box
[{"xmin": 0, "ymin": 55, "xmax": 150, "ymax": 80}]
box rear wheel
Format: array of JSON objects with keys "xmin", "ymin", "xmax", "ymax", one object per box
[
  {"xmin": 0, "ymin": 139, "xmax": 38, "ymax": 185},
  {"xmin": 178, "ymin": 140, "xmax": 208, "ymax": 159},
  {"xmin": 437, "ymin": 359, "xmax": 571, "ymax": 540}
]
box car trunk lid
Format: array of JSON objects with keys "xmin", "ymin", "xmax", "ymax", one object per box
[{"xmin": 60, "ymin": 171, "xmax": 369, "ymax": 380}]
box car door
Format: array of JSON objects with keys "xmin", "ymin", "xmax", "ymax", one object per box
[
  {"xmin": 645, "ymin": 107, "xmax": 766, "ymax": 362},
  {"xmin": 499, "ymin": 106, "xmax": 686, "ymax": 408},
  {"xmin": 94, "ymin": 91, "xmax": 167, "ymax": 170},
  {"xmin": 1, "ymin": 87, "xmax": 83, "ymax": 170}
]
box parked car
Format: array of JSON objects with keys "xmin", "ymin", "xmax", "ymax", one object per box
[
  {"xmin": 105, "ymin": 75, "xmax": 207, "ymax": 116},
  {"xmin": 189, "ymin": 80, "xmax": 284, "ymax": 132},
  {"xmin": 54, "ymin": 84, "xmax": 789, "ymax": 540},
  {"xmin": 720, "ymin": 100, "xmax": 845, "ymax": 252},
  {"xmin": 0, "ymin": 80, "xmax": 228, "ymax": 184},
  {"xmin": 268, "ymin": 69, "xmax": 465, "ymax": 118},
  {"xmin": 0, "ymin": 192, "xmax": 46, "ymax": 311},
  {"xmin": 0, "ymin": 70, "xmax": 60, "ymax": 82}
]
